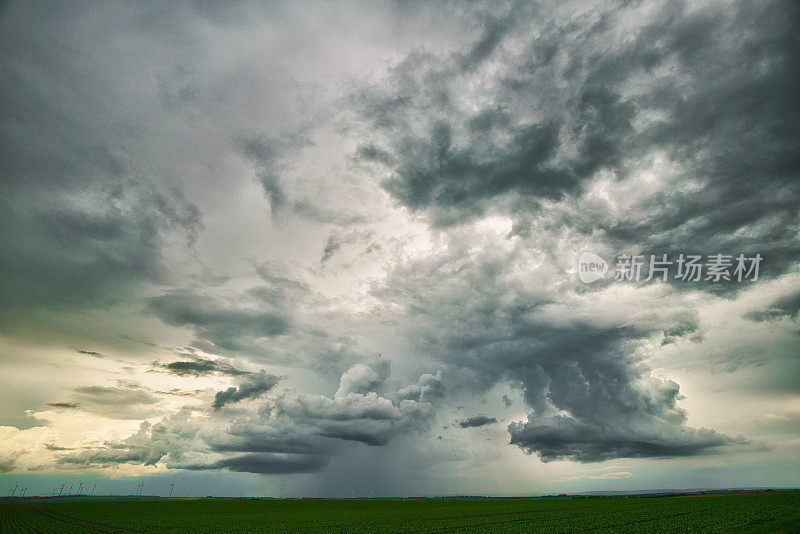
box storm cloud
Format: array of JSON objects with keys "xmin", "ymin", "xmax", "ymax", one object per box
[
  {"xmin": 263, "ymin": 364, "xmax": 436, "ymax": 446},
  {"xmin": 212, "ymin": 371, "xmax": 281, "ymax": 410},
  {"xmin": 148, "ymin": 291, "xmax": 290, "ymax": 352},
  {"xmin": 1, "ymin": 0, "xmax": 798, "ymax": 496},
  {"xmin": 153, "ymin": 355, "xmax": 249, "ymax": 377},
  {"xmin": 353, "ymin": 0, "xmax": 800, "ymax": 278},
  {"xmin": 458, "ymin": 416, "xmax": 498, "ymax": 429},
  {"xmin": 187, "ymin": 453, "xmax": 329, "ymax": 475}
]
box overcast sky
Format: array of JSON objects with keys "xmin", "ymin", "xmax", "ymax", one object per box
[{"xmin": 1, "ymin": 0, "xmax": 799, "ymax": 498}]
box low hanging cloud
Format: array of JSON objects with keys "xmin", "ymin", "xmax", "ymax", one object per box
[
  {"xmin": 212, "ymin": 371, "xmax": 281, "ymax": 410},
  {"xmin": 457, "ymin": 416, "xmax": 498, "ymax": 429},
  {"xmin": 187, "ymin": 453, "xmax": 329, "ymax": 475},
  {"xmin": 208, "ymin": 428, "xmax": 328, "ymax": 457},
  {"xmin": 259, "ymin": 362, "xmax": 437, "ymax": 446},
  {"xmin": 152, "ymin": 355, "xmax": 249, "ymax": 377},
  {"xmin": 54, "ymin": 364, "xmax": 440, "ymax": 475},
  {"xmin": 264, "ymin": 391, "xmax": 434, "ymax": 446},
  {"xmin": 508, "ymin": 414, "xmax": 740, "ymax": 463},
  {"xmin": 147, "ymin": 291, "xmax": 290, "ymax": 352}
]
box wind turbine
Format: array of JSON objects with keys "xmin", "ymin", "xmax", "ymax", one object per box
[{"xmin": 169, "ymin": 482, "xmax": 175, "ymax": 498}]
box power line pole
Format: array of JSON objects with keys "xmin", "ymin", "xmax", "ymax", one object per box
[{"xmin": 59, "ymin": 483, "xmax": 65, "ymax": 496}]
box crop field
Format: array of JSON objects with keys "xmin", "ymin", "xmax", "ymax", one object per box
[{"xmin": 1, "ymin": 491, "xmax": 798, "ymax": 533}]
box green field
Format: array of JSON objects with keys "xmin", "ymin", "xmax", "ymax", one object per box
[{"xmin": 1, "ymin": 491, "xmax": 799, "ymax": 533}]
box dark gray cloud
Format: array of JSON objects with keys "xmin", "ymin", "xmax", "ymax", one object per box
[
  {"xmin": 352, "ymin": 0, "xmax": 800, "ymax": 278},
  {"xmin": 508, "ymin": 415, "xmax": 740, "ymax": 463},
  {"xmin": 45, "ymin": 444, "xmax": 75, "ymax": 451},
  {"xmin": 320, "ymin": 235, "xmax": 341, "ymax": 263},
  {"xmin": 264, "ymin": 391, "xmax": 434, "ymax": 446},
  {"xmin": 375, "ymin": 230, "xmax": 740, "ymax": 461},
  {"xmin": 186, "ymin": 453, "xmax": 329, "ymax": 475},
  {"xmin": 456, "ymin": 9, "xmax": 516, "ymax": 70},
  {"xmin": 331, "ymin": 0, "xmax": 800, "ymax": 467},
  {"xmin": 212, "ymin": 371, "xmax": 280, "ymax": 410},
  {"xmin": 745, "ymin": 289, "xmax": 800, "ymax": 322},
  {"xmin": 458, "ymin": 416, "xmax": 497, "ymax": 428},
  {"xmin": 208, "ymin": 429, "xmax": 327, "ymax": 457},
  {"xmin": 148, "ymin": 291, "xmax": 289, "ymax": 352},
  {"xmin": 252, "ymin": 263, "xmax": 317, "ymax": 303},
  {"xmin": 260, "ymin": 363, "xmax": 436, "ymax": 446},
  {"xmin": 241, "ymin": 134, "xmax": 311, "ymax": 216},
  {"xmin": 153, "ymin": 355, "xmax": 249, "ymax": 377},
  {"xmin": 46, "ymin": 402, "xmax": 79, "ymax": 409},
  {"xmin": 58, "ymin": 365, "xmax": 430, "ymax": 475},
  {"xmin": 0, "ymin": 2, "xmax": 205, "ymax": 338},
  {"xmin": 1, "ymin": 0, "xmax": 796, "ymax": 491},
  {"xmin": 0, "ymin": 188, "xmax": 202, "ymax": 315}
]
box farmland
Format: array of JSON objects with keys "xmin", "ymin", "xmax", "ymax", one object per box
[{"xmin": 1, "ymin": 491, "xmax": 798, "ymax": 533}]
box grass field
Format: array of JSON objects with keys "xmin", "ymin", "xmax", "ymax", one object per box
[{"xmin": 1, "ymin": 491, "xmax": 799, "ymax": 533}]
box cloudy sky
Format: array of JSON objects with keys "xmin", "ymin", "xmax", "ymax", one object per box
[{"xmin": 1, "ymin": 0, "xmax": 799, "ymax": 497}]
